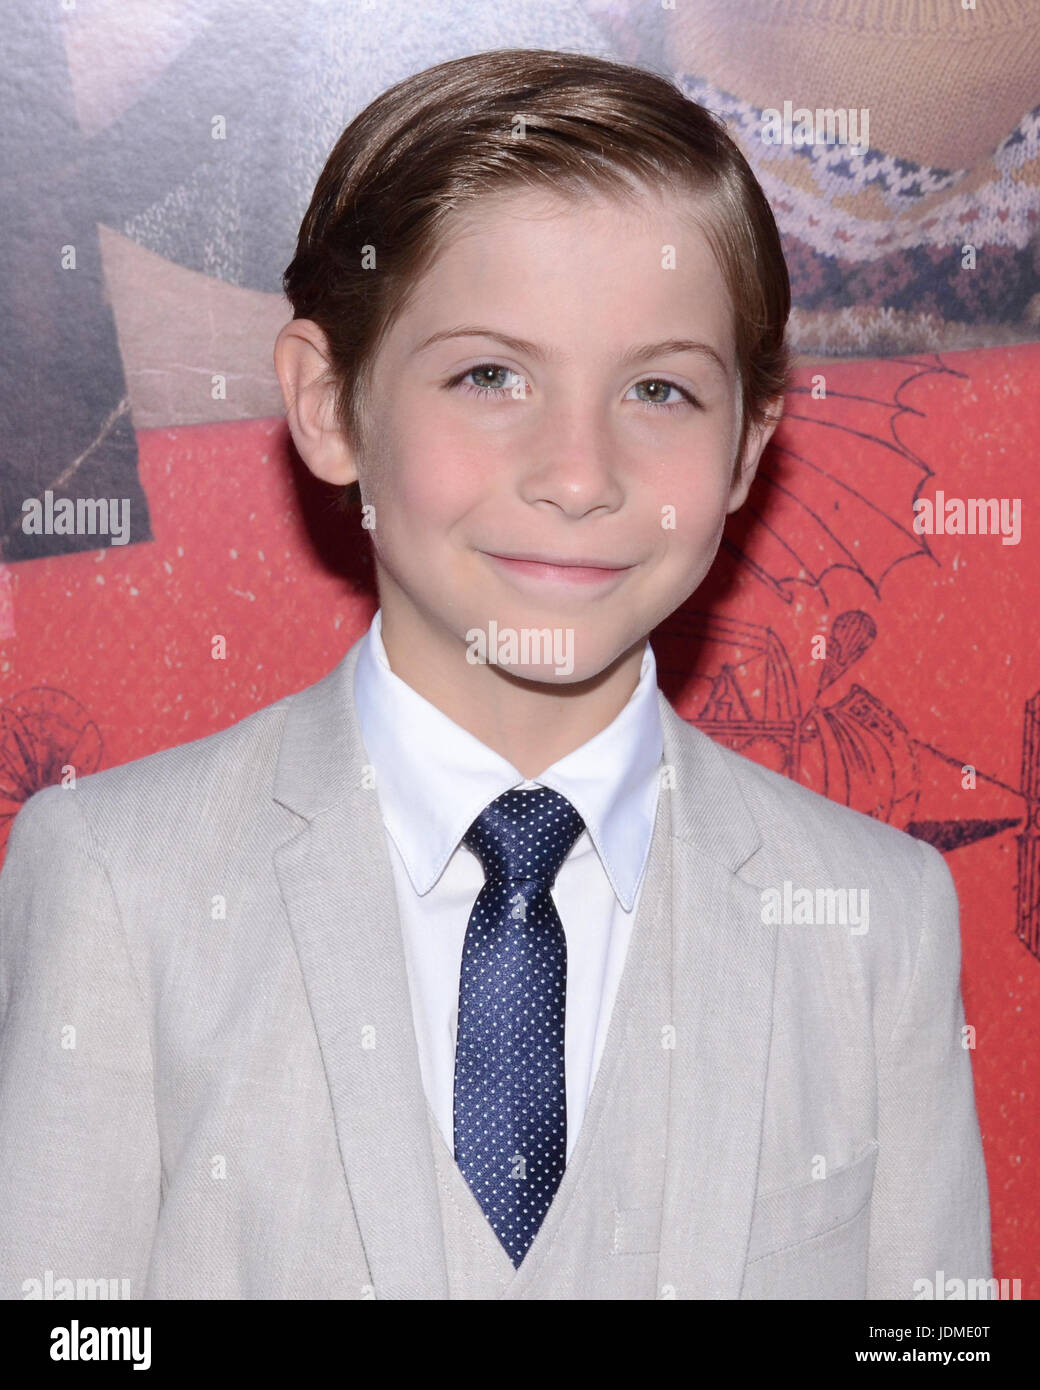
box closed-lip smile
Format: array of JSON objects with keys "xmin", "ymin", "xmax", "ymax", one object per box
[
  {"xmin": 485, "ymin": 550, "xmax": 632, "ymax": 570},
  {"xmin": 482, "ymin": 550, "xmax": 636, "ymax": 588}
]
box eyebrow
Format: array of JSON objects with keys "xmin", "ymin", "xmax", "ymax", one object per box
[{"xmin": 413, "ymin": 326, "xmax": 730, "ymax": 378}]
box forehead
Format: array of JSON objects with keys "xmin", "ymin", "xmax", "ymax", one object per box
[{"xmin": 391, "ymin": 181, "xmax": 735, "ymax": 356}]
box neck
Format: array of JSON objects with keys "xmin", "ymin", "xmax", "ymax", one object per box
[{"xmin": 377, "ymin": 605, "xmax": 646, "ymax": 780}]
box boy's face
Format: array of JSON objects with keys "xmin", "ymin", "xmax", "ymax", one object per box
[{"xmin": 301, "ymin": 184, "xmax": 778, "ymax": 686}]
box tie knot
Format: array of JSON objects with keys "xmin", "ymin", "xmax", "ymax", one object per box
[{"xmin": 463, "ymin": 786, "xmax": 585, "ymax": 890}]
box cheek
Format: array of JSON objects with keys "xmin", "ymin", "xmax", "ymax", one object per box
[
  {"xmin": 652, "ymin": 454, "xmax": 734, "ymax": 548},
  {"xmin": 367, "ymin": 422, "xmax": 483, "ymax": 538}
]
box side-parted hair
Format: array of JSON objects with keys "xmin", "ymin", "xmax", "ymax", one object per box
[{"xmin": 282, "ymin": 47, "xmax": 791, "ymax": 481}]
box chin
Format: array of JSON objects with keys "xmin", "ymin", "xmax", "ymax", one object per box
[
  {"xmin": 503, "ymin": 640, "xmax": 633, "ymax": 687},
  {"xmin": 462, "ymin": 610, "xmax": 634, "ymax": 682}
]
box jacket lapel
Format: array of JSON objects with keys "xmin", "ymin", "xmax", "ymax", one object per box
[
  {"xmin": 271, "ymin": 638, "xmax": 449, "ymax": 1299},
  {"xmin": 656, "ymin": 694, "xmax": 779, "ymax": 1299}
]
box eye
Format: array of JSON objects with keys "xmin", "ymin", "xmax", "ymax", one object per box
[
  {"xmin": 626, "ymin": 378, "xmax": 699, "ymax": 411},
  {"xmin": 448, "ymin": 363, "xmax": 527, "ymax": 401}
]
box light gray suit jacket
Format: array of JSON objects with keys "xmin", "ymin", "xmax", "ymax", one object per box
[{"xmin": 0, "ymin": 638, "xmax": 991, "ymax": 1298}]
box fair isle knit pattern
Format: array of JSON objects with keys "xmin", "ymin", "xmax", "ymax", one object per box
[{"xmin": 679, "ymin": 74, "xmax": 1040, "ymax": 353}]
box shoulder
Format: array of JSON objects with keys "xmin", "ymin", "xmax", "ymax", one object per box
[
  {"xmin": 98, "ymin": 691, "xmax": 290, "ymax": 810},
  {"xmin": 5, "ymin": 680, "xmax": 304, "ymax": 862},
  {"xmin": 685, "ymin": 718, "xmax": 937, "ymax": 887}
]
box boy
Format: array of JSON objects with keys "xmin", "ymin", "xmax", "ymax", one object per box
[{"xmin": 0, "ymin": 49, "xmax": 990, "ymax": 1299}]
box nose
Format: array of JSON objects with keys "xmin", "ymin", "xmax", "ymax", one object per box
[{"xmin": 517, "ymin": 403, "xmax": 625, "ymax": 519}]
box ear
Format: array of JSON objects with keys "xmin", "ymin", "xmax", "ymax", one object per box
[
  {"xmin": 726, "ymin": 398, "xmax": 784, "ymax": 514},
  {"xmin": 273, "ymin": 319, "xmax": 359, "ymax": 486}
]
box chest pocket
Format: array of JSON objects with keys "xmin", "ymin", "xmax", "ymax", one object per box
[{"xmin": 741, "ymin": 1141, "xmax": 879, "ymax": 1299}]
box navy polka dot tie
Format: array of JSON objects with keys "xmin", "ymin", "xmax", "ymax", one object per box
[{"xmin": 453, "ymin": 786, "xmax": 586, "ymax": 1267}]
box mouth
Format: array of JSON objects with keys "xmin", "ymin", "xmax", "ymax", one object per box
[{"xmin": 482, "ymin": 550, "xmax": 635, "ymax": 588}]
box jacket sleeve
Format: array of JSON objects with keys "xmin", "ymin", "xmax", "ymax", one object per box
[
  {"xmin": 0, "ymin": 785, "xmax": 160, "ymax": 1300},
  {"xmin": 866, "ymin": 834, "xmax": 993, "ymax": 1297}
]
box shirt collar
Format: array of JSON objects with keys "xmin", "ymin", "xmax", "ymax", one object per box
[{"xmin": 353, "ymin": 609, "xmax": 662, "ymax": 911}]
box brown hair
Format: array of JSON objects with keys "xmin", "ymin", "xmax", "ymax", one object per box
[{"xmin": 282, "ymin": 48, "xmax": 791, "ymax": 489}]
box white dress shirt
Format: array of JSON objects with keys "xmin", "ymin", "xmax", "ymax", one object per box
[{"xmin": 353, "ymin": 609, "xmax": 663, "ymax": 1160}]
